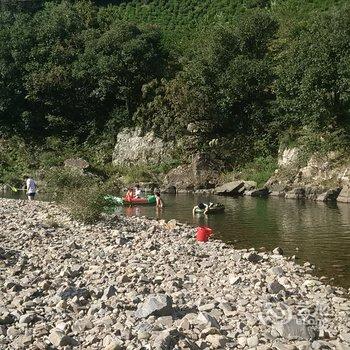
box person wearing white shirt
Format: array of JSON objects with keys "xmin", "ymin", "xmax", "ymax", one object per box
[
  {"xmin": 134, "ymin": 184, "xmax": 142, "ymax": 198},
  {"xmin": 25, "ymin": 176, "xmax": 37, "ymax": 200}
]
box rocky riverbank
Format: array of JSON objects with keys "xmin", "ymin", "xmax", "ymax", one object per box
[{"xmin": 1, "ymin": 199, "xmax": 349, "ymax": 350}]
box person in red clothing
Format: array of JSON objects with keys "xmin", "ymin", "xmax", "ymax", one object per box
[{"xmin": 125, "ymin": 188, "xmax": 134, "ymax": 201}]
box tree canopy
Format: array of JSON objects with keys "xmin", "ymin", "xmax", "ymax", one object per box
[{"xmin": 0, "ymin": 0, "xmax": 349, "ymax": 169}]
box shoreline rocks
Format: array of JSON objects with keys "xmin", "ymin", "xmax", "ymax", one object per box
[{"xmin": 0, "ymin": 199, "xmax": 349, "ymax": 349}]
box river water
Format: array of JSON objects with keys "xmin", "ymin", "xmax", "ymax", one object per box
[{"xmin": 2, "ymin": 191, "xmax": 350, "ymax": 289}]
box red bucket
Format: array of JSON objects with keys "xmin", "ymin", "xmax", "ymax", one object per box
[{"xmin": 196, "ymin": 226, "xmax": 213, "ymax": 242}]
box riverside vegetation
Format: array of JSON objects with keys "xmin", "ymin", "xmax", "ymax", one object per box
[
  {"xmin": 1, "ymin": 198, "xmax": 350, "ymax": 349},
  {"xmin": 0, "ymin": 0, "xmax": 350, "ymax": 192}
]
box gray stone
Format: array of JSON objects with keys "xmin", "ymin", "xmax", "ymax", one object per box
[
  {"xmin": 312, "ymin": 340, "xmax": 332, "ymax": 349},
  {"xmin": 103, "ymin": 340, "xmax": 124, "ymax": 350},
  {"xmin": 245, "ymin": 187, "xmax": 270, "ymax": 197},
  {"xmin": 214, "ymin": 181, "xmax": 244, "ymax": 196},
  {"xmin": 244, "ymin": 181, "xmax": 257, "ymax": 190},
  {"xmin": 163, "ymin": 153, "xmax": 220, "ymax": 191},
  {"xmin": 153, "ymin": 329, "xmax": 179, "ymax": 350},
  {"xmin": 285, "ymin": 188, "xmax": 305, "ymax": 199},
  {"xmin": 273, "ymin": 247, "xmax": 284, "ymax": 255},
  {"xmin": 102, "ymin": 286, "xmax": 117, "ymax": 300},
  {"xmin": 113, "ymin": 127, "xmax": 171, "ymax": 166},
  {"xmin": 340, "ymin": 333, "xmax": 350, "ymax": 343},
  {"xmin": 49, "ymin": 329, "xmax": 78, "ymax": 347},
  {"xmin": 135, "ymin": 294, "xmax": 173, "ymax": 319},
  {"xmin": 162, "ymin": 186, "xmax": 177, "ymax": 194},
  {"xmin": 19, "ymin": 313, "xmax": 36, "ymax": 324},
  {"xmin": 317, "ymin": 188, "xmax": 341, "ymax": 202},
  {"xmin": 197, "ymin": 312, "xmax": 220, "ymax": 329},
  {"xmin": 268, "ymin": 280, "xmax": 286, "ymax": 294},
  {"xmin": 247, "ymin": 335, "xmax": 259, "ymax": 348},
  {"xmin": 275, "ymin": 319, "xmax": 317, "ymax": 341},
  {"xmin": 337, "ymin": 185, "xmax": 350, "ymax": 203},
  {"xmin": 206, "ymin": 334, "xmax": 227, "ymax": 348},
  {"xmin": 269, "ymin": 266, "xmax": 285, "ymax": 276},
  {"xmin": 246, "ymin": 252, "xmax": 263, "ymax": 263},
  {"xmin": 228, "ymin": 274, "xmax": 242, "ymax": 285}
]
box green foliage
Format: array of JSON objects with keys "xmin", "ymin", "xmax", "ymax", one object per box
[
  {"xmin": 0, "ymin": 137, "xmax": 32, "ymax": 186},
  {"xmin": 136, "ymin": 9, "xmax": 278, "ymax": 164},
  {"xmin": 238, "ymin": 156, "xmax": 278, "ymax": 187},
  {"xmin": 274, "ymin": 5, "xmax": 350, "ymax": 136},
  {"xmin": 45, "ymin": 167, "xmax": 120, "ymax": 223},
  {"xmin": 0, "ymin": 1, "xmax": 168, "ymax": 139},
  {"xmin": 112, "ymin": 159, "xmax": 180, "ymax": 184},
  {"xmin": 62, "ymin": 184, "xmax": 107, "ymax": 223},
  {"xmin": 1, "ymin": 0, "xmax": 350, "ymax": 186}
]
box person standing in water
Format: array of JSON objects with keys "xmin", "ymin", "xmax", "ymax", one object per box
[
  {"xmin": 25, "ymin": 176, "xmax": 37, "ymax": 200},
  {"xmin": 155, "ymin": 192, "xmax": 164, "ymax": 208}
]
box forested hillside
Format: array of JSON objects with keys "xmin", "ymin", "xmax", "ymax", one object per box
[{"xmin": 0, "ymin": 0, "xmax": 349, "ymax": 185}]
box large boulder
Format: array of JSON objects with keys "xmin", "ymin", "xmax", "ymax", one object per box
[
  {"xmin": 304, "ymin": 186, "xmax": 326, "ymax": 200},
  {"xmin": 285, "ymin": 187, "xmax": 305, "ymax": 199},
  {"xmin": 317, "ymin": 187, "xmax": 341, "ymax": 202},
  {"xmin": 245, "ymin": 187, "xmax": 269, "ymax": 197},
  {"xmin": 337, "ymin": 185, "xmax": 350, "ymax": 203},
  {"xmin": 163, "ymin": 153, "xmax": 220, "ymax": 191},
  {"xmin": 112, "ymin": 128, "xmax": 171, "ymax": 166},
  {"xmin": 214, "ymin": 181, "xmax": 244, "ymax": 196}
]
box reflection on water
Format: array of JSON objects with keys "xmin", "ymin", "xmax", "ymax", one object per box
[
  {"xmin": 117, "ymin": 194, "xmax": 350, "ymax": 289},
  {"xmin": 1, "ymin": 191, "xmax": 350, "ymax": 288}
]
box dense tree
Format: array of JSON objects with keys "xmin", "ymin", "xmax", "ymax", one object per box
[
  {"xmin": 0, "ymin": 1, "xmax": 168, "ymax": 139},
  {"xmin": 0, "ymin": 0, "xmax": 349, "ymax": 180},
  {"xmin": 135, "ymin": 9, "xmax": 278, "ymax": 162},
  {"xmin": 274, "ymin": 5, "xmax": 350, "ymax": 134}
]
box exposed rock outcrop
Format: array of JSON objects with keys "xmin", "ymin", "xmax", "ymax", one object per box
[
  {"xmin": 266, "ymin": 148, "xmax": 350, "ymax": 202},
  {"xmin": 113, "ymin": 128, "xmax": 172, "ymax": 166},
  {"xmin": 337, "ymin": 185, "xmax": 350, "ymax": 203},
  {"xmin": 163, "ymin": 153, "xmax": 221, "ymax": 191},
  {"xmin": 214, "ymin": 181, "xmax": 244, "ymax": 196}
]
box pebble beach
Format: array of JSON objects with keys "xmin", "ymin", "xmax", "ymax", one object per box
[{"xmin": 0, "ymin": 198, "xmax": 349, "ymax": 349}]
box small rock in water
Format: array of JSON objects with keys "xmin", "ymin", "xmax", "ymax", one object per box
[{"xmin": 273, "ymin": 247, "xmax": 284, "ymax": 255}]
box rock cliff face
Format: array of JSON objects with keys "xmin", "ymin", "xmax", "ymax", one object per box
[
  {"xmin": 163, "ymin": 154, "xmax": 221, "ymax": 192},
  {"xmin": 266, "ymin": 148, "xmax": 350, "ymax": 202},
  {"xmin": 112, "ymin": 128, "xmax": 172, "ymax": 166}
]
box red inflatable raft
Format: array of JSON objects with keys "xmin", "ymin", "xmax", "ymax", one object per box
[{"xmin": 122, "ymin": 195, "xmax": 156, "ymax": 205}]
